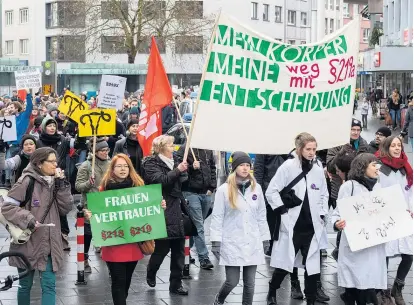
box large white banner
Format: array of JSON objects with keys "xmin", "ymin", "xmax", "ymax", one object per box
[
  {"xmin": 14, "ymin": 69, "xmax": 41, "ymax": 90},
  {"xmin": 190, "ymin": 13, "xmax": 360, "ymax": 154},
  {"xmin": 337, "ymin": 185, "xmax": 413, "ymax": 252},
  {"xmin": 98, "ymin": 75, "xmax": 127, "ymax": 110}
]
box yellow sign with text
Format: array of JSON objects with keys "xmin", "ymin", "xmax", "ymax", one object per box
[
  {"xmin": 58, "ymin": 90, "xmax": 89, "ymax": 124},
  {"xmin": 78, "ymin": 109, "xmax": 116, "ymax": 137}
]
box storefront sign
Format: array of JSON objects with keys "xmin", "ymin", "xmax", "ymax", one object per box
[
  {"xmin": 58, "ymin": 68, "xmax": 147, "ymax": 75},
  {"xmin": 0, "ymin": 66, "xmax": 41, "ymax": 73}
]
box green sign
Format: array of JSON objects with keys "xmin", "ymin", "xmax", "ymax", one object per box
[{"xmin": 87, "ymin": 184, "xmax": 167, "ymax": 247}]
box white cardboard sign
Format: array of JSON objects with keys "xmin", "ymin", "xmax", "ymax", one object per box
[
  {"xmin": 14, "ymin": 69, "xmax": 41, "ymax": 90},
  {"xmin": 98, "ymin": 75, "xmax": 127, "ymax": 110},
  {"xmin": 337, "ymin": 185, "xmax": 413, "ymax": 252},
  {"xmin": 0, "ymin": 116, "xmax": 17, "ymax": 142}
]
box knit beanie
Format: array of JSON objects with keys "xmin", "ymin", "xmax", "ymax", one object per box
[
  {"xmin": 20, "ymin": 134, "xmax": 37, "ymax": 150},
  {"xmin": 351, "ymin": 118, "xmax": 362, "ymax": 129},
  {"xmin": 231, "ymin": 151, "xmax": 252, "ymax": 172},
  {"xmin": 47, "ymin": 104, "xmax": 58, "ymax": 114},
  {"xmin": 41, "ymin": 116, "xmax": 57, "ymax": 131},
  {"xmin": 34, "ymin": 116, "xmax": 44, "ymax": 128},
  {"xmin": 376, "ymin": 126, "xmax": 392, "ymax": 138},
  {"xmin": 129, "ymin": 107, "xmax": 139, "ymax": 115},
  {"xmin": 88, "ymin": 137, "xmax": 109, "ymax": 152},
  {"xmin": 127, "ymin": 118, "xmax": 140, "ymax": 131}
]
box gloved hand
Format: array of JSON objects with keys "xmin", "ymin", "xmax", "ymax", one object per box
[{"xmin": 281, "ymin": 190, "xmax": 302, "ymax": 209}]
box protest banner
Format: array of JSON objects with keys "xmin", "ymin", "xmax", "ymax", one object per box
[
  {"xmin": 0, "ymin": 116, "xmax": 17, "ymax": 142},
  {"xmin": 87, "ymin": 184, "xmax": 167, "ymax": 247},
  {"xmin": 337, "ymin": 185, "xmax": 413, "ymax": 252},
  {"xmin": 58, "ymin": 90, "xmax": 89, "ymax": 124},
  {"xmin": 14, "ymin": 69, "xmax": 41, "ymax": 90},
  {"xmin": 187, "ymin": 13, "xmax": 360, "ymax": 155},
  {"xmin": 98, "ymin": 75, "xmax": 127, "ymax": 110},
  {"xmin": 78, "ymin": 108, "xmax": 116, "ymax": 137}
]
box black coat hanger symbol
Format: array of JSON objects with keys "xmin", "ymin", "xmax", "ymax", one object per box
[
  {"xmin": 0, "ymin": 118, "xmax": 12, "ymax": 140},
  {"xmin": 64, "ymin": 95, "xmax": 86, "ymax": 116},
  {"xmin": 80, "ymin": 110, "xmax": 112, "ymax": 135}
]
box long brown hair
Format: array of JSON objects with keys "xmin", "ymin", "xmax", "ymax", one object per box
[
  {"xmin": 378, "ymin": 136, "xmax": 404, "ymax": 160},
  {"xmin": 100, "ymin": 153, "xmax": 144, "ymax": 189}
]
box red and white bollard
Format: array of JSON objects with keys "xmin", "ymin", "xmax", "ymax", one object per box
[
  {"xmin": 182, "ymin": 236, "xmax": 192, "ymax": 279},
  {"xmin": 75, "ymin": 206, "xmax": 87, "ymax": 285}
]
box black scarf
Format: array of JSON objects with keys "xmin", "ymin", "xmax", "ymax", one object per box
[
  {"xmin": 39, "ymin": 132, "xmax": 61, "ymax": 147},
  {"xmin": 126, "ymin": 136, "xmax": 142, "ymax": 174},
  {"xmin": 15, "ymin": 153, "xmax": 30, "ymax": 182},
  {"xmin": 237, "ymin": 180, "xmax": 251, "ymax": 196},
  {"xmin": 301, "ymin": 158, "xmax": 313, "ymax": 174},
  {"xmin": 355, "ymin": 176, "xmax": 377, "ymax": 191},
  {"xmin": 104, "ymin": 178, "xmax": 134, "ymax": 191}
]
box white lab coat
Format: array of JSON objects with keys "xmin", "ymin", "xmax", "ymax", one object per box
[
  {"xmin": 379, "ymin": 165, "xmax": 413, "ymax": 256},
  {"xmin": 332, "ymin": 180, "xmax": 387, "ymax": 289},
  {"xmin": 265, "ymin": 156, "xmax": 329, "ymax": 275},
  {"xmin": 210, "ymin": 182, "xmax": 271, "ymax": 266}
]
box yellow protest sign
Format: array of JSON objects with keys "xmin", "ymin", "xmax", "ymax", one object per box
[
  {"xmin": 78, "ymin": 109, "xmax": 116, "ymax": 137},
  {"xmin": 58, "ymin": 90, "xmax": 89, "ymax": 124},
  {"xmin": 43, "ymin": 84, "xmax": 53, "ymax": 95}
]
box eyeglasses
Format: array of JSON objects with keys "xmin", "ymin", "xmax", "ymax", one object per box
[
  {"xmin": 351, "ymin": 128, "xmax": 361, "ymax": 133},
  {"xmin": 375, "ymin": 133, "xmax": 385, "ymax": 137},
  {"xmin": 44, "ymin": 160, "xmax": 58, "ymax": 165},
  {"xmin": 114, "ymin": 165, "xmax": 129, "ymax": 169},
  {"xmin": 98, "ymin": 148, "xmax": 110, "ymax": 153}
]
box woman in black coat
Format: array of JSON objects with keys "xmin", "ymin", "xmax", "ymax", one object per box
[{"xmin": 143, "ymin": 134, "xmax": 190, "ymax": 296}]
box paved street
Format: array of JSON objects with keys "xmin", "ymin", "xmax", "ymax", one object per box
[{"xmin": 0, "ymin": 110, "xmax": 412, "ymax": 305}]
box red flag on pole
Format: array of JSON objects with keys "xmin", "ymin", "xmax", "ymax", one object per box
[{"xmin": 138, "ymin": 37, "xmax": 173, "ymax": 156}]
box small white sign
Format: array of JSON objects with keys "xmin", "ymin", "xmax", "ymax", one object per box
[
  {"xmin": 0, "ymin": 115, "xmax": 17, "ymax": 142},
  {"xmin": 98, "ymin": 75, "xmax": 127, "ymax": 110},
  {"xmin": 14, "ymin": 69, "xmax": 41, "ymax": 90},
  {"xmin": 338, "ymin": 185, "xmax": 413, "ymax": 252}
]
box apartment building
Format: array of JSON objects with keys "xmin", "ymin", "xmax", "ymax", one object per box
[{"xmin": 343, "ymin": 2, "xmax": 371, "ymax": 51}]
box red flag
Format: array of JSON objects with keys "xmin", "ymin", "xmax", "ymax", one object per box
[
  {"xmin": 17, "ymin": 90, "xmax": 27, "ymax": 102},
  {"xmin": 138, "ymin": 37, "xmax": 173, "ymax": 156}
]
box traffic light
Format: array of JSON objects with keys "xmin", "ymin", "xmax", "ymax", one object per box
[{"xmin": 41, "ymin": 61, "xmax": 57, "ymax": 95}]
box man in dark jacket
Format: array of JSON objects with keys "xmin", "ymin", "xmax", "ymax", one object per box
[
  {"xmin": 176, "ymin": 144, "xmax": 216, "ymax": 270},
  {"xmin": 162, "ymin": 103, "xmax": 176, "ymax": 134},
  {"xmin": 368, "ymin": 126, "xmax": 392, "ymax": 153}
]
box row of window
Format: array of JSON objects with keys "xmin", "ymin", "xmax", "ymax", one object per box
[
  {"xmin": 4, "ymin": 39, "xmax": 28, "ymax": 55},
  {"xmin": 325, "ymin": 0, "xmax": 341, "ymax": 11},
  {"xmin": 5, "ymin": 8, "xmax": 29, "ymax": 25},
  {"xmin": 251, "ymin": 3, "xmax": 308, "ymax": 26}
]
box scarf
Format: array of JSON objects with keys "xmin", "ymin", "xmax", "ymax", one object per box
[
  {"xmin": 375, "ymin": 151, "xmax": 413, "ymax": 188},
  {"xmin": 355, "ymin": 176, "xmax": 378, "ymax": 191},
  {"xmin": 104, "ymin": 178, "xmax": 134, "ymax": 191},
  {"xmin": 39, "ymin": 132, "xmax": 61, "ymax": 146},
  {"xmin": 158, "ymin": 154, "xmax": 174, "ymax": 170},
  {"xmin": 41, "ymin": 175, "xmax": 54, "ymax": 188}
]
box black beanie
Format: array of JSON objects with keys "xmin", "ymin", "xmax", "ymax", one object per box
[
  {"xmin": 351, "ymin": 118, "xmax": 362, "ymax": 129},
  {"xmin": 231, "ymin": 151, "xmax": 252, "ymax": 172},
  {"xmin": 127, "ymin": 118, "xmax": 139, "ymax": 131},
  {"xmin": 376, "ymin": 126, "xmax": 392, "ymax": 137},
  {"xmin": 20, "ymin": 134, "xmax": 37, "ymax": 150}
]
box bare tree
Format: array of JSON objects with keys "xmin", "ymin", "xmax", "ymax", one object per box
[{"xmin": 63, "ymin": 0, "xmax": 214, "ymax": 64}]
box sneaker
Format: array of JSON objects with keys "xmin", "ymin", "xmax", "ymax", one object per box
[
  {"xmin": 213, "ymin": 294, "xmax": 224, "ymax": 305},
  {"xmin": 200, "ymin": 259, "xmax": 214, "ymax": 270},
  {"xmin": 316, "ymin": 281, "xmax": 330, "ymax": 302},
  {"xmin": 84, "ymin": 260, "xmax": 92, "ymax": 273}
]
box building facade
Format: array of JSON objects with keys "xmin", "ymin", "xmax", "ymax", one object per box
[{"xmin": 343, "ymin": 2, "xmax": 371, "ymax": 51}]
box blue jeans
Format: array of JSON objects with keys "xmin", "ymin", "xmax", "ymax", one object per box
[
  {"xmin": 183, "ymin": 191, "xmax": 211, "ymax": 262},
  {"xmin": 390, "ymin": 109, "xmax": 401, "ymax": 128},
  {"xmin": 78, "ymin": 149, "xmax": 87, "ymax": 163},
  {"xmin": 18, "ymin": 256, "xmax": 56, "ymax": 305}
]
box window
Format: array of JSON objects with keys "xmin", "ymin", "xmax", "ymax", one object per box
[
  {"xmin": 101, "ymin": 1, "xmax": 128, "ymax": 20},
  {"xmin": 300, "ymin": 12, "xmax": 307, "ymax": 26},
  {"xmin": 174, "ymin": 1, "xmax": 203, "ymax": 19},
  {"xmin": 325, "ymin": 0, "xmax": 328, "ymax": 9},
  {"xmin": 343, "ymin": 4, "xmax": 349, "ymax": 17},
  {"xmin": 101, "ymin": 36, "xmax": 127, "ymax": 54},
  {"xmin": 300, "ymin": 41, "xmax": 306, "ymax": 44},
  {"xmin": 362, "ymin": 28, "xmax": 370, "ymax": 42},
  {"xmin": 46, "ymin": 36, "xmax": 85, "ymax": 62},
  {"xmin": 5, "ymin": 11, "xmax": 13, "ymax": 26},
  {"xmin": 137, "ymin": 36, "xmax": 166, "ymax": 54},
  {"xmin": 336, "ymin": 0, "xmax": 340, "ymax": 10},
  {"xmin": 337, "ymin": 20, "xmax": 341, "ymax": 30},
  {"xmin": 325, "ymin": 18, "xmax": 328, "ymax": 35},
  {"xmin": 330, "ymin": 19, "xmax": 334, "ymax": 33},
  {"xmin": 46, "ymin": 2, "xmax": 85, "ymax": 28},
  {"xmin": 251, "ymin": 2, "xmax": 258, "ymax": 19},
  {"xmin": 288, "ymin": 40, "xmax": 295, "ymax": 45},
  {"xmin": 20, "ymin": 39, "xmax": 28, "ymax": 54},
  {"xmin": 175, "ymin": 36, "xmax": 203, "ymax": 54},
  {"xmin": 275, "ymin": 6, "xmax": 282, "ymax": 22},
  {"xmin": 330, "ymin": 0, "xmax": 334, "ymax": 10},
  {"xmin": 263, "ymin": 4, "xmax": 269, "ymax": 21},
  {"xmin": 287, "ymin": 10, "xmax": 296, "ymax": 25},
  {"xmin": 19, "ymin": 8, "xmax": 29, "ymax": 24},
  {"xmin": 143, "ymin": 1, "xmax": 166, "ymax": 20},
  {"xmin": 5, "ymin": 41, "xmax": 13, "ymax": 55}
]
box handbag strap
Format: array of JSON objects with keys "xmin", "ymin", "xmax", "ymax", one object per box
[
  {"xmin": 351, "ymin": 180, "xmax": 354, "ymax": 196},
  {"xmin": 281, "ymin": 170, "xmax": 307, "ymax": 196}
]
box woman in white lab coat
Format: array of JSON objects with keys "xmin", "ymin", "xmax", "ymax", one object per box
[
  {"xmin": 265, "ymin": 132, "xmax": 328, "ymax": 305},
  {"xmin": 332, "ymin": 153, "xmax": 387, "ymax": 305},
  {"xmin": 210, "ymin": 151, "xmax": 270, "ymax": 305},
  {"xmin": 376, "ymin": 136, "xmax": 413, "ymax": 305}
]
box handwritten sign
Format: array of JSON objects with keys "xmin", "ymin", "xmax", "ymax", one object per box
[
  {"xmin": 338, "ymin": 185, "xmax": 413, "ymax": 252},
  {"xmin": 87, "ymin": 185, "xmax": 167, "ymax": 247},
  {"xmin": 58, "ymin": 90, "xmax": 89, "ymax": 124},
  {"xmin": 78, "ymin": 108, "xmax": 116, "ymax": 137},
  {"xmin": 0, "ymin": 116, "xmax": 17, "ymax": 142},
  {"xmin": 14, "ymin": 69, "xmax": 41, "ymax": 90},
  {"xmin": 98, "ymin": 75, "xmax": 127, "ymax": 110}
]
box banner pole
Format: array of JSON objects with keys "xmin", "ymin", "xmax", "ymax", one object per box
[
  {"xmin": 91, "ymin": 135, "xmax": 97, "ymax": 179},
  {"xmin": 183, "ymin": 11, "xmax": 221, "ymax": 162},
  {"xmin": 173, "ymin": 102, "xmax": 197, "ymax": 161}
]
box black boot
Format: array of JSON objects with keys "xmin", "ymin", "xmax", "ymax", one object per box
[
  {"xmin": 267, "ymin": 285, "xmax": 277, "ymax": 305},
  {"xmin": 391, "ymin": 279, "xmax": 406, "ymax": 305},
  {"xmin": 146, "ymin": 267, "xmax": 156, "ymax": 287},
  {"xmin": 316, "ymin": 281, "xmax": 330, "ymax": 302},
  {"xmin": 306, "ymin": 299, "xmax": 316, "ymax": 305},
  {"xmin": 291, "ymin": 279, "xmax": 304, "ymax": 299}
]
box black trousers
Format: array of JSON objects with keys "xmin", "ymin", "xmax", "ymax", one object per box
[
  {"xmin": 344, "ymin": 288, "xmax": 379, "ymax": 305},
  {"xmin": 269, "ymin": 231, "xmax": 319, "ymax": 301},
  {"xmin": 266, "ymin": 204, "xmax": 276, "ymax": 249},
  {"xmin": 106, "ymin": 261, "xmax": 138, "ymax": 305},
  {"xmin": 147, "ymin": 238, "xmax": 185, "ymax": 290},
  {"xmin": 60, "ymin": 215, "xmax": 70, "ymax": 235},
  {"xmin": 387, "ymin": 254, "xmax": 413, "ymax": 282}
]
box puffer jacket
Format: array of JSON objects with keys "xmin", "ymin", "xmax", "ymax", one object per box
[
  {"xmin": 142, "ymin": 155, "xmax": 187, "ymax": 239},
  {"xmin": 176, "ymin": 146, "xmax": 217, "ymax": 193},
  {"xmin": 1, "ymin": 164, "xmax": 73, "ymax": 272},
  {"xmin": 327, "ymin": 137, "xmax": 370, "ymax": 200}
]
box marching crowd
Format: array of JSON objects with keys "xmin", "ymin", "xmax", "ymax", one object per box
[{"xmin": 0, "ymin": 88, "xmax": 412, "ymax": 305}]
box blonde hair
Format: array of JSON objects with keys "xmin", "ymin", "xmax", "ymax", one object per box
[
  {"xmin": 295, "ymin": 132, "xmax": 317, "ymax": 161},
  {"xmin": 151, "ymin": 135, "xmax": 174, "ymax": 155},
  {"xmin": 226, "ymin": 172, "xmax": 256, "ymax": 209}
]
